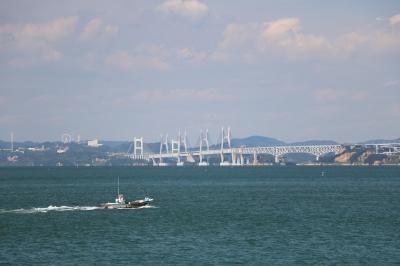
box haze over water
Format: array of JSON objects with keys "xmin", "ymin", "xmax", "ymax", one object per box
[{"xmin": 1, "ymin": 166, "xmax": 400, "ymax": 265}]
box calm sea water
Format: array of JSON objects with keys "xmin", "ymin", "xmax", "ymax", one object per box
[{"xmin": 1, "ymin": 166, "xmax": 400, "ymax": 265}]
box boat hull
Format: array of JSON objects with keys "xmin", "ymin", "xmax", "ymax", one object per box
[{"xmin": 98, "ymin": 200, "xmax": 150, "ymax": 209}]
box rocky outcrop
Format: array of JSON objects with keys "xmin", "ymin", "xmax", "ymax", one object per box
[
  {"xmin": 333, "ymin": 147, "xmax": 395, "ymax": 165},
  {"xmin": 334, "ymin": 151, "xmax": 355, "ymax": 163}
]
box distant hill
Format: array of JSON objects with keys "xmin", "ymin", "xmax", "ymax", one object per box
[
  {"xmin": 1, "ymin": 136, "xmax": 399, "ymax": 151},
  {"xmin": 144, "ymin": 142, "xmax": 162, "ymax": 153},
  {"xmin": 360, "ymin": 138, "xmax": 400, "ymax": 144},
  {"xmin": 230, "ymin": 136, "xmax": 338, "ymax": 147},
  {"xmin": 101, "ymin": 140, "xmax": 128, "ymax": 148},
  {"xmin": 230, "ymin": 136, "xmax": 285, "ymax": 147},
  {"xmin": 0, "ymin": 140, "xmax": 46, "ymax": 149},
  {"xmin": 1, "ymin": 136, "xmax": 399, "ymax": 166},
  {"xmin": 101, "ymin": 141, "xmax": 131, "ymax": 153},
  {"xmin": 289, "ymin": 140, "xmax": 338, "ymax": 146},
  {"xmin": 142, "ymin": 136, "xmax": 286, "ymax": 151}
]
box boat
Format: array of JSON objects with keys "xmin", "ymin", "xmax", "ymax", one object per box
[{"xmin": 98, "ymin": 177, "xmax": 153, "ymax": 209}]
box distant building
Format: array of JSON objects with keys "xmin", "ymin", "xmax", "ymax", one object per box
[
  {"xmin": 27, "ymin": 145, "xmax": 46, "ymax": 152},
  {"xmin": 57, "ymin": 146, "xmax": 69, "ymax": 153},
  {"xmin": 88, "ymin": 139, "xmax": 103, "ymax": 147}
]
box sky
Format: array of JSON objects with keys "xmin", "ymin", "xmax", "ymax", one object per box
[{"xmin": 0, "ymin": 0, "xmax": 399, "ymax": 144}]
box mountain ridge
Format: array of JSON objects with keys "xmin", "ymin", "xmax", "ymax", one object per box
[{"xmin": 1, "ymin": 136, "xmax": 400, "ymax": 151}]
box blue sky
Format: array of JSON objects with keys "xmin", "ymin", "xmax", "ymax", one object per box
[{"xmin": 0, "ymin": 0, "xmax": 399, "ymax": 143}]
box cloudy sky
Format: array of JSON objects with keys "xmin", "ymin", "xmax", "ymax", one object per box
[{"xmin": 0, "ymin": 0, "xmax": 399, "ymax": 143}]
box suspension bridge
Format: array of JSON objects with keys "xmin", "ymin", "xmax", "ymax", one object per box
[{"xmin": 128, "ymin": 127, "xmax": 345, "ymax": 166}]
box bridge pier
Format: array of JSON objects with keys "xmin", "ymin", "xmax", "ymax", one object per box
[
  {"xmin": 274, "ymin": 155, "xmax": 280, "ymax": 163},
  {"xmin": 253, "ymin": 152, "xmax": 258, "ymax": 165}
]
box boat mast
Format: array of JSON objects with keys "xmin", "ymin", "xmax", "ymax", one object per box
[{"xmin": 117, "ymin": 176, "xmax": 120, "ymax": 195}]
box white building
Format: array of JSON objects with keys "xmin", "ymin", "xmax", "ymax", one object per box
[{"xmin": 87, "ymin": 139, "xmax": 102, "ymax": 147}]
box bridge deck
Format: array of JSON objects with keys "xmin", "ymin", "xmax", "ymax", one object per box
[{"xmin": 131, "ymin": 144, "xmax": 344, "ymax": 160}]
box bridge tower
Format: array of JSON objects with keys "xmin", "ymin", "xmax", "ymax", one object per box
[
  {"xmin": 177, "ymin": 130, "xmax": 186, "ymax": 165},
  {"xmin": 171, "ymin": 139, "xmax": 180, "ymax": 154},
  {"xmin": 171, "ymin": 139, "xmax": 180, "ymax": 164},
  {"xmin": 159, "ymin": 134, "xmax": 169, "ymax": 165},
  {"xmin": 220, "ymin": 127, "xmax": 231, "ymax": 166},
  {"xmin": 182, "ymin": 129, "xmax": 188, "ymax": 153},
  {"xmin": 133, "ymin": 137, "xmax": 144, "ymax": 158},
  {"xmin": 199, "ymin": 129, "xmax": 209, "ymax": 166},
  {"xmin": 171, "ymin": 131, "xmax": 181, "ymax": 164}
]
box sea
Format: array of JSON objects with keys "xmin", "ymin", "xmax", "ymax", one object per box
[{"xmin": 1, "ymin": 166, "xmax": 400, "ymax": 265}]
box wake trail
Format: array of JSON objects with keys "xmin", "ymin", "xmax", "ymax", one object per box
[
  {"xmin": 0, "ymin": 205, "xmax": 157, "ymax": 214},
  {"xmin": 0, "ymin": 205, "xmax": 101, "ymax": 214}
]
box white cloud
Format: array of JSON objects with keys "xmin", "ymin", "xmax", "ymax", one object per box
[
  {"xmin": 0, "ymin": 16, "xmax": 78, "ymax": 48},
  {"xmin": 369, "ymin": 30, "xmax": 400, "ymax": 51},
  {"xmin": 218, "ymin": 23, "xmax": 259, "ymax": 50},
  {"xmin": 81, "ymin": 18, "xmax": 102, "ymax": 40},
  {"xmin": 105, "ymin": 50, "xmax": 169, "ymax": 71},
  {"xmin": 330, "ymin": 14, "xmax": 400, "ymax": 53},
  {"xmin": 260, "ymin": 17, "xmax": 299, "ymax": 40},
  {"xmin": 0, "ymin": 16, "xmax": 122, "ymax": 68},
  {"xmin": 157, "ymin": 0, "xmax": 208, "ymax": 19},
  {"xmin": 217, "ymin": 17, "xmax": 332, "ymax": 58},
  {"xmin": 215, "ymin": 15, "xmax": 400, "ymax": 62},
  {"xmin": 339, "ymin": 30, "xmax": 400, "ymax": 54},
  {"xmin": 339, "ymin": 32, "xmax": 368, "ymax": 51},
  {"xmin": 0, "ymin": 16, "xmax": 77, "ymax": 64},
  {"xmin": 80, "ymin": 18, "xmax": 118, "ymax": 40},
  {"xmin": 257, "ymin": 17, "xmax": 332, "ymax": 54},
  {"xmin": 389, "ymin": 13, "xmax": 400, "ymax": 26},
  {"xmin": 177, "ymin": 47, "xmax": 207, "ymax": 61}
]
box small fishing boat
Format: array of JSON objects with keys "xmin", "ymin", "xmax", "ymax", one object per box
[{"xmin": 98, "ymin": 178, "xmax": 153, "ymax": 209}]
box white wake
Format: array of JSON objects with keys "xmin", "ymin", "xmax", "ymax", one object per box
[
  {"xmin": 0, "ymin": 205, "xmax": 157, "ymax": 214},
  {"xmin": 0, "ymin": 205, "xmax": 100, "ymax": 214}
]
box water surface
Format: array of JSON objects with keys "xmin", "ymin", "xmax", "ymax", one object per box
[{"xmin": 1, "ymin": 166, "xmax": 399, "ymax": 265}]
